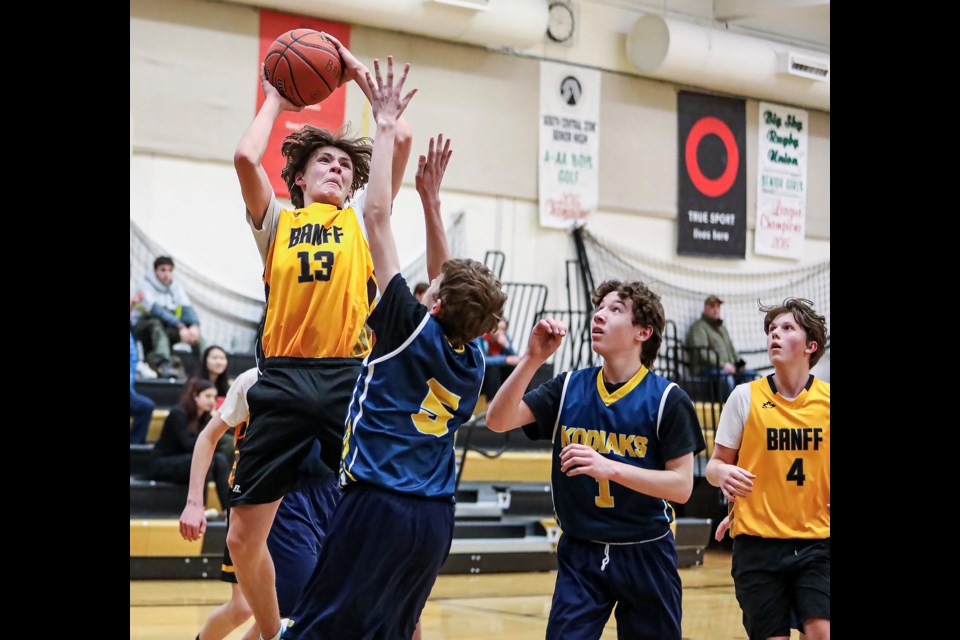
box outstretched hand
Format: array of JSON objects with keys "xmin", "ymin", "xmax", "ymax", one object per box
[
  {"xmin": 321, "ymin": 32, "xmax": 362, "ymax": 87},
  {"xmin": 365, "ymin": 56, "xmax": 417, "ymax": 125},
  {"xmin": 260, "ymin": 63, "xmax": 302, "ymax": 113},
  {"xmin": 416, "ymin": 134, "xmax": 453, "ymax": 202},
  {"xmin": 526, "ymin": 318, "xmax": 567, "ymax": 362}
]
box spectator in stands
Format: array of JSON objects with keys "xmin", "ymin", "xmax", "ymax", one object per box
[
  {"xmin": 131, "ymin": 256, "xmax": 203, "ymax": 379},
  {"xmin": 149, "ymin": 378, "xmax": 232, "ymax": 516},
  {"xmin": 200, "ymin": 345, "xmax": 231, "ymax": 404},
  {"xmin": 228, "ymin": 37, "xmax": 413, "ymax": 640},
  {"xmin": 486, "ymin": 280, "xmax": 705, "ymax": 640},
  {"xmin": 479, "ymin": 318, "xmax": 518, "ymax": 366},
  {"xmin": 412, "ymin": 281, "xmax": 429, "ymax": 303},
  {"xmin": 685, "ymin": 294, "xmax": 757, "ymax": 399},
  {"xmin": 130, "ymin": 331, "xmax": 155, "ymax": 444},
  {"xmin": 477, "ymin": 317, "xmax": 520, "ymax": 399},
  {"xmin": 705, "ymin": 297, "xmax": 829, "ymax": 640},
  {"xmin": 180, "ymin": 369, "xmax": 340, "ymax": 640}
]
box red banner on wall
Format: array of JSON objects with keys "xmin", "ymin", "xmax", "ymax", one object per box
[{"xmin": 257, "ymin": 10, "xmax": 351, "ymax": 199}]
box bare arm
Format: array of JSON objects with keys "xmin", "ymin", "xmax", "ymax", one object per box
[
  {"xmin": 325, "ymin": 33, "xmax": 412, "ymax": 200},
  {"xmin": 705, "ymin": 443, "xmax": 755, "ymax": 502},
  {"xmin": 486, "ymin": 318, "xmax": 568, "ymax": 432},
  {"xmin": 233, "ymin": 65, "xmax": 302, "ymax": 229},
  {"xmin": 560, "ymin": 446, "xmax": 696, "ymax": 503},
  {"xmin": 416, "ymin": 135, "xmax": 453, "ymax": 281},
  {"xmin": 178, "ymin": 412, "xmax": 232, "ymax": 541},
  {"xmin": 363, "ymin": 57, "xmax": 417, "ymax": 295}
]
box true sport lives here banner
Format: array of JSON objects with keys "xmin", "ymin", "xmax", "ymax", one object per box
[{"xmin": 677, "ymin": 91, "xmax": 746, "ymax": 258}]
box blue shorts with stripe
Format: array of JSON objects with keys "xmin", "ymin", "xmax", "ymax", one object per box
[
  {"xmin": 285, "ymin": 482, "xmax": 455, "ymax": 640},
  {"xmin": 547, "ymin": 532, "xmax": 682, "ymax": 640},
  {"xmin": 220, "ymin": 475, "xmax": 342, "ymax": 616}
]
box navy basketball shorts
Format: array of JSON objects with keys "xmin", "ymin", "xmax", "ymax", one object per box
[
  {"xmin": 230, "ymin": 358, "xmax": 361, "ymax": 506},
  {"xmin": 546, "ymin": 532, "xmax": 682, "ymax": 640},
  {"xmin": 219, "ymin": 475, "xmax": 342, "ymax": 611},
  {"xmin": 270, "ymin": 475, "xmax": 342, "ymax": 616},
  {"xmin": 731, "ymin": 535, "xmax": 830, "ymax": 639},
  {"xmin": 285, "ymin": 483, "xmax": 456, "ymax": 640}
]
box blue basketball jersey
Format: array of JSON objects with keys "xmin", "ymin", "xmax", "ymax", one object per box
[
  {"xmin": 340, "ymin": 309, "xmax": 484, "ymax": 498},
  {"xmin": 551, "ymin": 365, "xmax": 682, "ymax": 543}
]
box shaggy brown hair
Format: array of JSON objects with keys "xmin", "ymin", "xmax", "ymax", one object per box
[
  {"xmin": 591, "ymin": 280, "xmax": 666, "ymax": 369},
  {"xmin": 760, "ymin": 298, "xmax": 827, "ymax": 367},
  {"xmin": 434, "ymin": 259, "xmax": 507, "ymax": 348},
  {"xmin": 280, "ymin": 125, "xmax": 373, "ymax": 209}
]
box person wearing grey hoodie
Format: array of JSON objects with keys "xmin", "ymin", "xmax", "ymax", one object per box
[{"xmin": 131, "ymin": 256, "xmax": 202, "ymax": 378}]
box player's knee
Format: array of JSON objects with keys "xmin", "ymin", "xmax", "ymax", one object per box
[
  {"xmin": 801, "ymin": 617, "xmax": 829, "ymax": 640},
  {"xmin": 226, "ymin": 527, "xmax": 251, "ymax": 559}
]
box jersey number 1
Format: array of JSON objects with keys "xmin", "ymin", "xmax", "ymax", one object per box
[{"xmin": 595, "ymin": 479, "xmax": 614, "ymax": 508}]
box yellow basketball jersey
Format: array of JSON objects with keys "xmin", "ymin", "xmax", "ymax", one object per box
[
  {"xmin": 731, "ymin": 376, "xmax": 830, "ymax": 539},
  {"xmin": 261, "ymin": 203, "xmax": 376, "ymax": 359}
]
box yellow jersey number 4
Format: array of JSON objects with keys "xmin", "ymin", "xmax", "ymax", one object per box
[{"xmin": 412, "ymin": 378, "xmax": 462, "ymax": 437}]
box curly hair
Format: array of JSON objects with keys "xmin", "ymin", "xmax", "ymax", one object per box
[
  {"xmin": 591, "ymin": 280, "xmax": 666, "ymax": 369},
  {"xmin": 280, "ymin": 125, "xmax": 373, "ymax": 209},
  {"xmin": 434, "ymin": 259, "xmax": 507, "ymax": 348},
  {"xmin": 760, "ymin": 298, "xmax": 827, "ymax": 367}
]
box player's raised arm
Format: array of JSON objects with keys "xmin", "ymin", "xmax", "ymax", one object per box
[
  {"xmin": 233, "ymin": 65, "xmax": 302, "ymax": 229},
  {"xmin": 363, "ymin": 56, "xmax": 417, "ymax": 294},
  {"xmin": 325, "ymin": 33, "xmax": 413, "ymax": 201},
  {"xmin": 416, "ymin": 134, "xmax": 453, "ymax": 281}
]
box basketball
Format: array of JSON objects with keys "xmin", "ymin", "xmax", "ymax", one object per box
[{"xmin": 263, "ymin": 29, "xmax": 344, "ymax": 108}]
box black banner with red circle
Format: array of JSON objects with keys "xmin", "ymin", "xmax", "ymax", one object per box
[{"xmin": 677, "ymin": 91, "xmax": 746, "ymax": 258}]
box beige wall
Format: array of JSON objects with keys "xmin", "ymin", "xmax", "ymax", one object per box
[{"xmin": 131, "ymin": 0, "xmax": 829, "ymax": 306}]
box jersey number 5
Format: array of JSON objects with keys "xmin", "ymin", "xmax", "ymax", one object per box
[
  {"xmin": 297, "ymin": 251, "xmax": 334, "ymax": 283},
  {"xmin": 412, "ymin": 378, "xmax": 462, "ymax": 437}
]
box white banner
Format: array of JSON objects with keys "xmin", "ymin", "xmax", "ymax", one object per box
[
  {"xmin": 754, "ymin": 102, "xmax": 808, "ymax": 259},
  {"xmin": 539, "ymin": 61, "xmax": 600, "ymax": 230}
]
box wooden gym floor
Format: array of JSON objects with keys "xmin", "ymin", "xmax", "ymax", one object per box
[{"xmin": 130, "ymin": 549, "xmax": 802, "ymax": 639}]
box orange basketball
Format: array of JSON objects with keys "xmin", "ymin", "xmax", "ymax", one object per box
[{"xmin": 263, "ymin": 29, "xmax": 344, "ymax": 108}]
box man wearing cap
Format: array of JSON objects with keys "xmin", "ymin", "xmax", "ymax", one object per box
[{"xmin": 685, "ymin": 295, "xmax": 756, "ymax": 399}]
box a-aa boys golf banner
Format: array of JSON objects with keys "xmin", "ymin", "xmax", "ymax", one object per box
[{"xmin": 539, "ymin": 61, "xmax": 601, "ymax": 230}]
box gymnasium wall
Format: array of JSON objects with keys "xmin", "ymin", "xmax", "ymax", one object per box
[{"xmin": 130, "ymin": 0, "xmax": 830, "ymax": 308}]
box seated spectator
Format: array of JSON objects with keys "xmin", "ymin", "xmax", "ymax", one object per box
[
  {"xmin": 478, "ymin": 318, "xmax": 520, "ymax": 398},
  {"xmin": 479, "ymin": 318, "xmax": 519, "ymax": 366},
  {"xmin": 148, "ymin": 378, "xmax": 231, "ymax": 515},
  {"xmin": 413, "ymin": 281, "xmax": 429, "ymax": 303},
  {"xmin": 685, "ymin": 294, "xmax": 758, "ymax": 399},
  {"xmin": 200, "ymin": 345, "xmax": 231, "ymax": 406},
  {"xmin": 131, "ymin": 256, "xmax": 203, "ymax": 379},
  {"xmin": 130, "ymin": 331, "xmax": 156, "ymax": 444}
]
